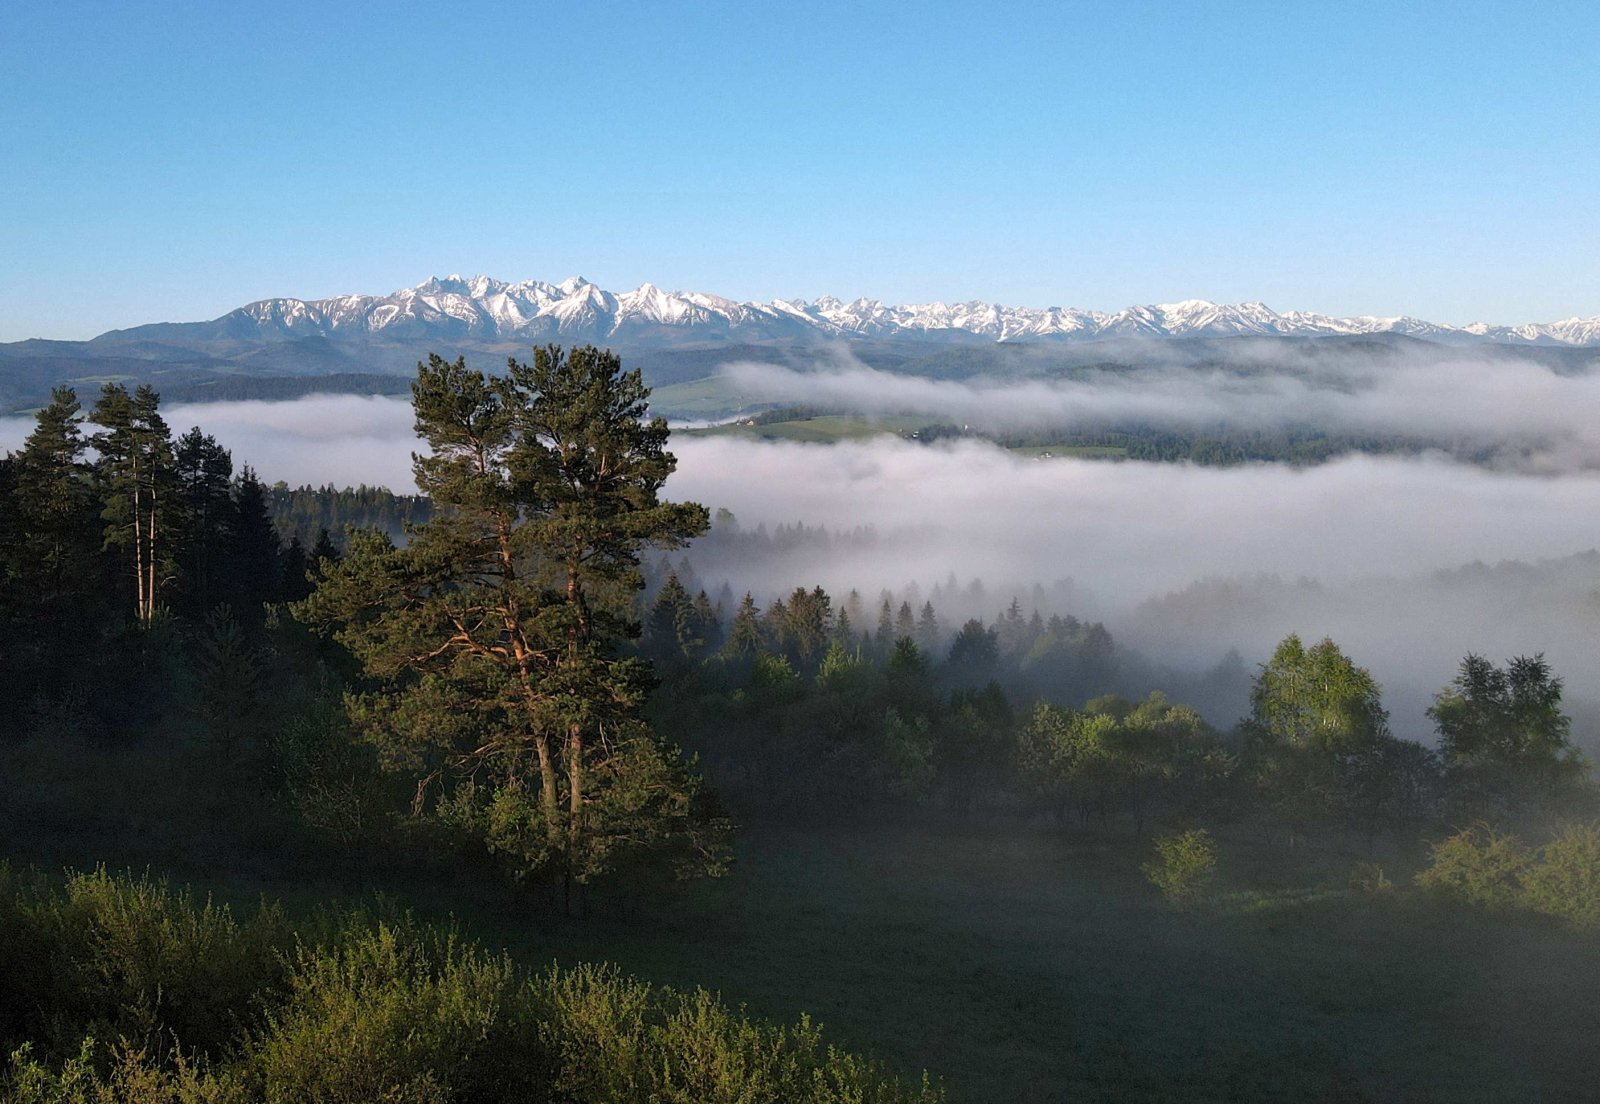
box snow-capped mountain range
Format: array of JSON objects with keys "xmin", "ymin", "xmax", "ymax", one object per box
[{"xmin": 105, "ymin": 274, "xmax": 1600, "ymax": 347}]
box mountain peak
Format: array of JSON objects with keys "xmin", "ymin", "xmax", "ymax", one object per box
[{"xmin": 118, "ymin": 276, "xmax": 1600, "ymax": 348}]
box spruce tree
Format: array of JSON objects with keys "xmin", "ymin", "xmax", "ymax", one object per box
[
  {"xmin": 648, "ymin": 572, "xmax": 695, "ymax": 659},
  {"xmin": 173, "ymin": 427, "xmax": 235, "ymax": 614},
  {"xmin": 279, "ymin": 534, "xmax": 311, "ymax": 602},
  {"xmin": 310, "ymin": 527, "xmax": 340, "ymax": 565},
  {"xmin": 2, "ymin": 388, "xmax": 102, "ymax": 692},
  {"xmin": 833, "ymin": 607, "xmax": 855, "ymax": 647},
  {"xmin": 10, "ymin": 387, "xmax": 98, "ymax": 611},
  {"xmin": 915, "ymin": 600, "xmax": 941, "ymax": 653},
  {"xmin": 725, "ymin": 593, "xmax": 763, "ymax": 657},
  {"xmin": 783, "ymin": 585, "xmax": 832, "ymax": 668},
  {"xmin": 228, "ymin": 465, "xmax": 282, "ymax": 615},
  {"xmin": 875, "ymin": 596, "xmax": 895, "ymax": 655},
  {"xmin": 692, "ymin": 590, "xmax": 721, "ymax": 654}
]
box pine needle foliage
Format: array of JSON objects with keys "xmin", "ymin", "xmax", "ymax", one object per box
[{"xmin": 296, "ymin": 346, "xmax": 725, "ymax": 893}]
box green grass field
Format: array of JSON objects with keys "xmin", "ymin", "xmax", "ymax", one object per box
[
  {"xmin": 683, "ymin": 414, "xmax": 932, "ymax": 443},
  {"xmin": 1009, "ymin": 444, "xmax": 1129, "ymax": 460},
  {"xmin": 669, "ymin": 403, "xmax": 1132, "ymax": 460},
  {"xmin": 7, "ymin": 730, "xmax": 1599, "ymax": 1103},
  {"xmin": 482, "ymin": 825, "xmax": 1600, "ymax": 1104},
  {"xmin": 649, "ymin": 375, "xmax": 755, "ymax": 419}
]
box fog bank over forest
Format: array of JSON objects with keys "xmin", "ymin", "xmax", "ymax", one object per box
[
  {"xmin": 4, "ymin": 386, "xmax": 1598, "ymax": 740},
  {"xmin": 667, "ymin": 437, "xmax": 1600, "ymax": 737},
  {"xmin": 724, "ymin": 345, "xmax": 1600, "ymax": 470}
]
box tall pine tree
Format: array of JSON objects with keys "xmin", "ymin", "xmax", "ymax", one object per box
[
  {"xmin": 92, "ymin": 384, "xmax": 174, "ymax": 624},
  {"xmin": 299, "ymin": 346, "xmax": 722, "ymax": 896}
]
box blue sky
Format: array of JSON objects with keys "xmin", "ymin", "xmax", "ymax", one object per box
[{"xmin": 3, "ymin": 0, "xmax": 1597, "ymax": 340}]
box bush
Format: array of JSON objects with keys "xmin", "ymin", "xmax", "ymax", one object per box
[
  {"xmin": 539, "ymin": 965, "xmax": 939, "ymax": 1104},
  {"xmin": 272, "ymin": 707, "xmax": 391, "ymax": 851},
  {"xmin": 7, "ymin": 868, "xmax": 293, "ymax": 1060},
  {"xmin": 0, "ymin": 868, "xmax": 943, "ymax": 1104},
  {"xmin": 4, "ymin": 1038, "xmax": 237, "ymax": 1104},
  {"xmin": 1142, "ymin": 828, "xmax": 1218, "ymax": 907},
  {"xmin": 1522, "ymin": 823, "xmax": 1600, "ymax": 930},
  {"xmin": 1348, "ymin": 861, "xmax": 1393, "ymax": 896},
  {"xmin": 244, "ymin": 919, "xmax": 543, "ymax": 1104},
  {"xmin": 1415, "ymin": 825, "xmax": 1533, "ymax": 911},
  {"xmin": 0, "ymin": 865, "xmax": 51, "ymax": 1057}
]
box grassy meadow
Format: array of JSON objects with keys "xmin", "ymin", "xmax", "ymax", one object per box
[
  {"xmin": 510, "ymin": 825, "xmax": 1600, "ymax": 1104},
  {"xmin": 7, "ymin": 737, "xmax": 1597, "ymax": 1104}
]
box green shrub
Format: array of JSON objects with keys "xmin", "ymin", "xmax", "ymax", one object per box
[
  {"xmin": 3, "ymin": 1039, "xmax": 237, "ymax": 1104},
  {"xmin": 0, "ymin": 864, "xmax": 49, "ymax": 1051},
  {"xmin": 272, "ymin": 708, "xmax": 391, "ymax": 850},
  {"xmin": 538, "ymin": 964, "xmax": 941, "ymax": 1104},
  {"xmin": 0, "ymin": 869, "xmax": 941, "ymax": 1104},
  {"xmin": 1415, "ymin": 825, "xmax": 1533, "ymax": 911},
  {"xmin": 1522, "ymin": 823, "xmax": 1600, "ymax": 930},
  {"xmin": 536, "ymin": 964, "xmax": 654, "ymax": 1102},
  {"xmin": 1348, "ymin": 861, "xmax": 1393, "ymax": 896},
  {"xmin": 244, "ymin": 920, "xmax": 545, "ymax": 1104},
  {"xmin": 1142, "ymin": 828, "xmax": 1218, "ymax": 906},
  {"xmin": 12, "ymin": 868, "xmax": 293, "ymax": 1059}
]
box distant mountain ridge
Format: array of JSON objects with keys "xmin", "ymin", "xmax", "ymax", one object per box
[
  {"xmin": 8, "ymin": 275, "xmax": 1600, "ymax": 415},
  {"xmin": 92, "ymin": 274, "xmax": 1600, "ymax": 348}
]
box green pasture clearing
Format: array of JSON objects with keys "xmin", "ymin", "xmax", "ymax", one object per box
[
  {"xmin": 1008, "ymin": 444, "xmax": 1129, "ymax": 460},
  {"xmin": 649, "ymin": 375, "xmax": 754, "ymax": 419},
  {"xmin": 683, "ymin": 414, "xmax": 932, "ymax": 443}
]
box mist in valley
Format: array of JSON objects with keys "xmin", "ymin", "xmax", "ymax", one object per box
[
  {"xmin": 7, "ymin": 348, "xmax": 1596, "ymax": 744},
  {"xmin": 723, "ymin": 341, "xmax": 1600, "ymax": 470}
]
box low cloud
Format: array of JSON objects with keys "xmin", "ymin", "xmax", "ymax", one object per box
[
  {"xmin": 721, "ymin": 349, "xmax": 1600, "ymax": 469},
  {"xmin": 1, "ymin": 394, "xmax": 421, "ymax": 489},
  {"xmin": 668, "ymin": 435, "xmax": 1600, "ymax": 600},
  {"xmin": 6, "ymin": 392, "xmax": 1598, "ymax": 738},
  {"xmin": 7, "ymin": 391, "xmax": 1599, "ymax": 607},
  {"xmin": 161, "ymin": 395, "xmax": 423, "ymax": 488},
  {"xmin": 667, "ymin": 434, "xmax": 1600, "ymax": 740}
]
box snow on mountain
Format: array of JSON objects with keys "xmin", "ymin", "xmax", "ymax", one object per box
[{"xmin": 175, "ymin": 277, "xmax": 1600, "ymax": 348}]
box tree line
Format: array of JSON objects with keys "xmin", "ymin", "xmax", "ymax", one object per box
[{"xmin": 642, "ymin": 569, "xmax": 1594, "ymax": 855}]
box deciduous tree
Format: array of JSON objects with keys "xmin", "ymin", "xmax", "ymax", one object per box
[{"xmin": 1429, "ymin": 653, "xmax": 1589, "ymax": 816}]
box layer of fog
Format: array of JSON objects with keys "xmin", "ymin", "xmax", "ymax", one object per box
[
  {"xmin": 4, "ymin": 393, "xmax": 1597, "ymax": 740},
  {"xmin": 0, "ymin": 395, "xmax": 421, "ymax": 489},
  {"xmin": 722, "ymin": 347, "xmax": 1600, "ymax": 470},
  {"xmin": 666, "ymin": 436, "xmax": 1600, "ymax": 735}
]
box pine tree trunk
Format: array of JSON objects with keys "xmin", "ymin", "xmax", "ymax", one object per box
[
  {"xmin": 496, "ymin": 505, "xmax": 565, "ymax": 850},
  {"xmin": 145, "ymin": 465, "xmax": 158, "ymax": 621},
  {"xmin": 568, "ymin": 721, "xmax": 583, "ymax": 822},
  {"xmin": 565, "ymin": 558, "xmax": 587, "ymax": 855},
  {"xmin": 533, "ymin": 731, "xmax": 563, "ymax": 844},
  {"xmin": 131, "ymin": 450, "xmax": 146, "ymax": 622},
  {"xmin": 510, "ymin": 646, "xmax": 563, "ymax": 847}
]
